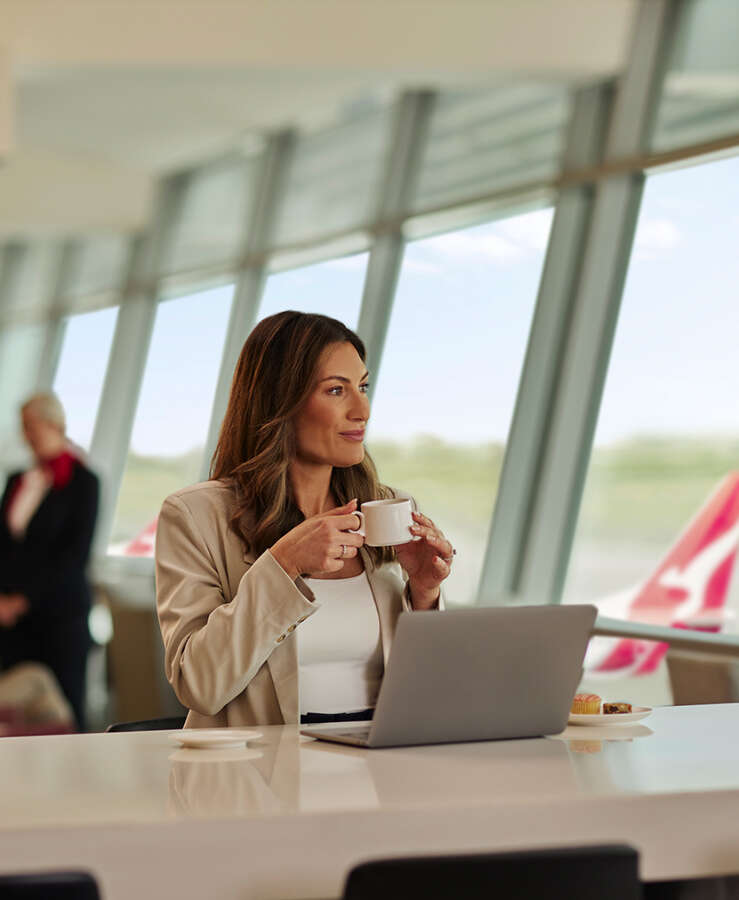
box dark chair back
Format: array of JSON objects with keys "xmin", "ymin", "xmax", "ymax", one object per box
[
  {"xmin": 343, "ymin": 844, "xmax": 641, "ymax": 900},
  {"xmin": 105, "ymin": 715, "xmax": 186, "ymax": 732},
  {"xmin": 0, "ymin": 871, "xmax": 100, "ymax": 899}
]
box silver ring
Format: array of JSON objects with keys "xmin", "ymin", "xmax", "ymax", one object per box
[{"xmin": 341, "ymin": 544, "xmax": 347, "ymax": 558}]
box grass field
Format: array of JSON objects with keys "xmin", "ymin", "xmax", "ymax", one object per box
[{"xmin": 110, "ymin": 435, "xmax": 739, "ymax": 605}]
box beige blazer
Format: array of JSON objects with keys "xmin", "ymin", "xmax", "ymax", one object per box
[{"xmin": 155, "ymin": 480, "xmax": 419, "ymax": 728}]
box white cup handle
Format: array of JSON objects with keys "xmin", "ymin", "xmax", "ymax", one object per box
[{"xmin": 348, "ymin": 510, "xmax": 365, "ymax": 538}]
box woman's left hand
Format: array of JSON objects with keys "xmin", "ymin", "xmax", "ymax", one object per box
[{"xmin": 395, "ymin": 511, "xmax": 454, "ymax": 610}]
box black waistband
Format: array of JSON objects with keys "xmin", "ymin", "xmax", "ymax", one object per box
[{"xmin": 300, "ymin": 708, "xmax": 374, "ymax": 725}]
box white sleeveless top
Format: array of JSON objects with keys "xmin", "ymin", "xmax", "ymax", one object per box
[{"xmin": 299, "ymin": 571, "xmax": 383, "ymax": 715}]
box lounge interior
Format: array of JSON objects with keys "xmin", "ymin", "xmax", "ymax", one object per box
[
  {"xmin": 2, "ymin": 0, "xmax": 739, "ymax": 727},
  {"xmin": 1, "ymin": 1, "xmax": 739, "ymax": 895}
]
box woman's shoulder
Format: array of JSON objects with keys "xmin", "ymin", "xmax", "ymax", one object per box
[
  {"xmin": 158, "ymin": 480, "xmax": 247, "ymax": 554},
  {"xmin": 163, "ymin": 479, "xmax": 237, "ymax": 517}
]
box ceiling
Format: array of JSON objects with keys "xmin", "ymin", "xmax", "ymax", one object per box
[{"xmin": 0, "ymin": 0, "xmax": 640, "ymax": 237}]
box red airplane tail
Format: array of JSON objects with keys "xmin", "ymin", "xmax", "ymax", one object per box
[{"xmin": 588, "ymin": 472, "xmax": 739, "ymax": 675}]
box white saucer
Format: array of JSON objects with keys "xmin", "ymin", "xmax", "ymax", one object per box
[
  {"xmin": 168, "ymin": 729, "xmax": 262, "ymax": 750},
  {"xmin": 568, "ymin": 706, "xmax": 652, "ymax": 726}
]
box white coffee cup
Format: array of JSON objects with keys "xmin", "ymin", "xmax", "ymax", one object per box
[{"xmin": 351, "ymin": 498, "xmax": 414, "ymax": 547}]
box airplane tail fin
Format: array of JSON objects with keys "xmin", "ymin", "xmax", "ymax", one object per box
[
  {"xmin": 123, "ymin": 517, "xmax": 158, "ymax": 557},
  {"xmin": 588, "ymin": 472, "xmax": 739, "ymax": 675}
]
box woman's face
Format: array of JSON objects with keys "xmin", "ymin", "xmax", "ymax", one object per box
[
  {"xmin": 293, "ymin": 341, "xmax": 370, "ymax": 469},
  {"xmin": 21, "ymin": 407, "xmax": 65, "ymax": 461}
]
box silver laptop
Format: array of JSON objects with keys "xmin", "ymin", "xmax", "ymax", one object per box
[{"xmin": 300, "ymin": 604, "xmax": 596, "ymax": 748}]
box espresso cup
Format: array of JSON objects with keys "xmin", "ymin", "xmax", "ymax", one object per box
[{"xmin": 351, "ymin": 498, "xmax": 414, "ymax": 547}]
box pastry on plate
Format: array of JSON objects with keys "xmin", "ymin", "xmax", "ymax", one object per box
[
  {"xmin": 571, "ymin": 693, "xmax": 601, "ymax": 714},
  {"xmin": 603, "ymin": 702, "xmax": 632, "ymax": 714}
]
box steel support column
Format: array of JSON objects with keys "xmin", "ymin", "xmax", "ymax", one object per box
[
  {"xmin": 476, "ymin": 84, "xmax": 612, "ymax": 605},
  {"xmin": 35, "ymin": 240, "xmax": 81, "ymax": 391},
  {"xmin": 0, "ymin": 244, "xmax": 31, "ymax": 423},
  {"xmin": 89, "ymin": 178, "xmax": 186, "ymax": 553},
  {"xmin": 477, "ymin": 0, "xmax": 680, "ymax": 606},
  {"xmin": 356, "ymin": 91, "xmax": 435, "ymax": 386},
  {"xmin": 0, "ymin": 243, "xmax": 26, "ymax": 325},
  {"xmin": 199, "ymin": 131, "xmax": 295, "ymax": 481}
]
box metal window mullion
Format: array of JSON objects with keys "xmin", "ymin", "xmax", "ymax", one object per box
[
  {"xmin": 199, "ymin": 130, "xmax": 296, "ymax": 482},
  {"xmin": 88, "ymin": 237, "xmax": 157, "ymax": 555},
  {"xmin": 0, "ymin": 243, "xmax": 27, "ymax": 385},
  {"xmin": 0, "ymin": 242, "xmax": 56, "ymax": 417},
  {"xmin": 89, "ymin": 178, "xmax": 186, "ymax": 555},
  {"xmin": 0, "ymin": 243, "xmax": 27, "ymax": 326},
  {"xmin": 35, "ymin": 239, "xmax": 80, "ymax": 391},
  {"xmin": 358, "ymin": 90, "xmax": 435, "ymax": 385},
  {"xmin": 35, "ymin": 318, "xmax": 67, "ymax": 393},
  {"xmin": 519, "ymin": 173, "xmax": 645, "ymax": 603},
  {"xmin": 475, "ymin": 83, "xmax": 613, "ymax": 606},
  {"xmin": 514, "ymin": 0, "xmax": 680, "ymax": 605}
]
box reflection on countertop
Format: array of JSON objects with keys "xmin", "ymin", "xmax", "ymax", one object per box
[
  {"xmin": 167, "ymin": 728, "xmax": 591, "ymax": 819},
  {"xmin": 2, "ymin": 706, "xmax": 739, "ymax": 830}
]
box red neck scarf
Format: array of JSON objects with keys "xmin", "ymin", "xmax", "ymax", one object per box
[
  {"xmin": 42, "ymin": 451, "xmax": 77, "ymax": 490},
  {"xmin": 4, "ymin": 452, "xmax": 77, "ymax": 523}
]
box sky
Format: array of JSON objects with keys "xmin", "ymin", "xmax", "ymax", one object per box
[
  {"xmin": 594, "ymin": 153, "xmax": 739, "ymax": 445},
  {"xmin": 49, "ymin": 152, "xmax": 739, "ymax": 457}
]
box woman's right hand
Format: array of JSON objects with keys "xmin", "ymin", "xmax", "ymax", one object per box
[{"xmin": 269, "ymin": 499, "xmax": 364, "ymax": 579}]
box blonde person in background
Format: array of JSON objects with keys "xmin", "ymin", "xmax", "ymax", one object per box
[
  {"xmin": 0, "ymin": 393, "xmax": 99, "ymax": 731},
  {"xmin": 156, "ymin": 311, "xmax": 455, "ymax": 728}
]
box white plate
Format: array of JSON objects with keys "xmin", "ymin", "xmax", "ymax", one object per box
[
  {"xmin": 568, "ymin": 706, "xmax": 652, "ymax": 726},
  {"xmin": 168, "ymin": 729, "xmax": 262, "ymax": 749}
]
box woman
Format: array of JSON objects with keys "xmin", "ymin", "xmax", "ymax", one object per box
[
  {"xmin": 156, "ymin": 311, "xmax": 454, "ymax": 728},
  {"xmin": 0, "ymin": 393, "xmax": 99, "ymax": 731}
]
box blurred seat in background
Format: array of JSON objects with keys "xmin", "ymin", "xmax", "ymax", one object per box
[
  {"xmin": 98, "ymin": 584, "xmax": 185, "ymax": 727},
  {"xmin": 0, "ymin": 661, "xmax": 75, "ymax": 737},
  {"xmin": 667, "ymin": 649, "xmax": 739, "ymax": 705}
]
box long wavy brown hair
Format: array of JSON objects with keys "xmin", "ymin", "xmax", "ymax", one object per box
[{"xmin": 210, "ymin": 311, "xmax": 393, "ymax": 566}]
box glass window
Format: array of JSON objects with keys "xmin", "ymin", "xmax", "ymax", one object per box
[
  {"xmin": 564, "ymin": 155, "xmax": 739, "ymax": 703},
  {"xmin": 65, "ymin": 235, "xmax": 129, "ymax": 302},
  {"xmin": 109, "ymin": 284, "xmax": 234, "ymax": 553},
  {"xmin": 272, "ymin": 106, "xmax": 393, "ymax": 248},
  {"xmin": 413, "ymin": 84, "xmax": 570, "ymax": 215},
  {"xmin": 160, "ymin": 156, "xmax": 256, "ymax": 277},
  {"xmin": 53, "ymin": 306, "xmax": 119, "ymax": 452},
  {"xmin": 369, "ymin": 210, "xmax": 553, "ymax": 605},
  {"xmin": 653, "ymin": 0, "xmax": 739, "ymax": 152},
  {"xmin": 1, "ymin": 242, "xmax": 60, "ymax": 323},
  {"xmin": 258, "ymin": 253, "xmax": 368, "ymax": 329},
  {"xmin": 0, "ymin": 324, "xmax": 47, "ymax": 478}
]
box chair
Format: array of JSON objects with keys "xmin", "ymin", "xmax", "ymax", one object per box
[
  {"xmin": 0, "ymin": 871, "xmax": 99, "ymax": 898},
  {"xmin": 343, "ymin": 844, "xmax": 641, "ymax": 900},
  {"xmin": 105, "ymin": 715, "xmax": 186, "ymax": 732},
  {"xmin": 666, "ymin": 650, "xmax": 739, "ymax": 705}
]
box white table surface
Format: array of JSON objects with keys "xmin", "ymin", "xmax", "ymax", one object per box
[{"xmin": 1, "ymin": 704, "xmax": 739, "ymax": 899}]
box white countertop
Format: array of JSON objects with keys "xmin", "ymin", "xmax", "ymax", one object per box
[{"xmin": 1, "ymin": 704, "xmax": 739, "ymax": 899}]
